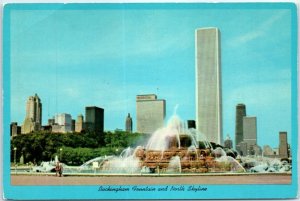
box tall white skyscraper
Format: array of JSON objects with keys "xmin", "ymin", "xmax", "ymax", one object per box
[
  {"xmin": 195, "ymin": 27, "xmax": 222, "ymax": 144},
  {"xmin": 136, "ymin": 94, "xmax": 166, "ymax": 134}
]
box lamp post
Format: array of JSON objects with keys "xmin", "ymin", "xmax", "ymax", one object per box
[
  {"xmin": 13, "ymin": 147, "xmax": 17, "ymax": 165},
  {"xmin": 59, "ymin": 148, "xmax": 62, "ymax": 162},
  {"xmin": 13, "ymin": 147, "xmax": 17, "ymax": 174}
]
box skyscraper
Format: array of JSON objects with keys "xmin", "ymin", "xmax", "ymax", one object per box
[
  {"xmin": 10, "ymin": 122, "xmax": 21, "ymax": 138},
  {"xmin": 279, "ymin": 131, "xmax": 288, "ymax": 158},
  {"xmin": 125, "ymin": 113, "xmax": 133, "ymax": 133},
  {"xmin": 21, "ymin": 94, "xmax": 42, "ymax": 134},
  {"xmin": 85, "ymin": 106, "xmax": 104, "ymax": 133},
  {"xmin": 235, "ymin": 103, "xmax": 246, "ymax": 150},
  {"xmin": 52, "ymin": 113, "xmax": 72, "ymax": 133},
  {"xmin": 75, "ymin": 114, "xmax": 84, "ymax": 133},
  {"xmin": 71, "ymin": 119, "xmax": 76, "ymax": 132},
  {"xmin": 136, "ymin": 94, "xmax": 166, "ymax": 134},
  {"xmin": 243, "ymin": 116, "xmax": 257, "ymax": 146},
  {"xmin": 195, "ymin": 27, "xmax": 222, "ymax": 144}
]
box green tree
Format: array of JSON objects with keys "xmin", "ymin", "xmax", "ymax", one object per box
[{"xmin": 10, "ymin": 130, "xmax": 146, "ymax": 165}]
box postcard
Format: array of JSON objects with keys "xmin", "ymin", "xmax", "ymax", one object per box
[{"xmin": 2, "ymin": 2, "xmax": 298, "ymax": 200}]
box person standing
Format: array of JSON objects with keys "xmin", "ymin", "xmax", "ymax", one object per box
[
  {"xmin": 58, "ymin": 162, "xmax": 63, "ymax": 177},
  {"xmin": 55, "ymin": 161, "xmax": 63, "ymax": 177}
]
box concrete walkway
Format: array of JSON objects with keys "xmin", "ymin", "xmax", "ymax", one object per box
[{"xmin": 11, "ymin": 173, "xmax": 291, "ymax": 185}]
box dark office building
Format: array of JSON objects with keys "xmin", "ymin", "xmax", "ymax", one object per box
[
  {"xmin": 235, "ymin": 103, "xmax": 246, "ymax": 151},
  {"xmin": 71, "ymin": 119, "xmax": 76, "ymax": 132},
  {"xmin": 187, "ymin": 120, "xmax": 196, "ymax": 129},
  {"xmin": 85, "ymin": 106, "xmax": 104, "ymax": 133},
  {"xmin": 125, "ymin": 113, "xmax": 133, "ymax": 133},
  {"xmin": 279, "ymin": 131, "xmax": 288, "ymax": 158}
]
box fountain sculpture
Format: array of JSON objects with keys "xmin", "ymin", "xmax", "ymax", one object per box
[
  {"xmin": 30, "ymin": 114, "xmax": 291, "ymax": 174},
  {"xmin": 80, "ymin": 115, "xmax": 246, "ymax": 174}
]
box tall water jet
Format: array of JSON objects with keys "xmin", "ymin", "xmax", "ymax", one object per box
[
  {"xmin": 146, "ymin": 115, "xmax": 183, "ymax": 151},
  {"xmin": 54, "ymin": 155, "xmax": 59, "ymax": 163}
]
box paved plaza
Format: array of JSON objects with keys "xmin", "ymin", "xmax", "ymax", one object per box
[{"xmin": 11, "ymin": 173, "xmax": 291, "ymax": 185}]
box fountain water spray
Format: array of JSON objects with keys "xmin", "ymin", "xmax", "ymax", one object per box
[{"xmin": 67, "ymin": 113, "xmax": 290, "ymax": 174}]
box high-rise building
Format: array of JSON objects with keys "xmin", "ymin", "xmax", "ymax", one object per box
[
  {"xmin": 10, "ymin": 122, "xmax": 21, "ymax": 138},
  {"xmin": 75, "ymin": 114, "xmax": 84, "ymax": 133},
  {"xmin": 21, "ymin": 94, "xmax": 42, "ymax": 134},
  {"xmin": 125, "ymin": 113, "xmax": 133, "ymax": 133},
  {"xmin": 195, "ymin": 27, "xmax": 222, "ymax": 144},
  {"xmin": 187, "ymin": 120, "xmax": 196, "ymax": 129},
  {"xmin": 25, "ymin": 94, "xmax": 42, "ymax": 124},
  {"xmin": 136, "ymin": 94, "xmax": 166, "ymax": 134},
  {"xmin": 71, "ymin": 119, "xmax": 76, "ymax": 132},
  {"xmin": 85, "ymin": 106, "xmax": 104, "ymax": 133},
  {"xmin": 52, "ymin": 113, "xmax": 72, "ymax": 133},
  {"xmin": 243, "ymin": 116, "xmax": 257, "ymax": 146},
  {"xmin": 235, "ymin": 104, "xmax": 246, "ymax": 151},
  {"xmin": 279, "ymin": 131, "xmax": 288, "ymax": 158}
]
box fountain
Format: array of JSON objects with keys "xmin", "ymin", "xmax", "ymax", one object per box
[
  {"xmin": 70, "ymin": 115, "xmax": 247, "ymax": 174},
  {"xmin": 122, "ymin": 115, "xmax": 245, "ymax": 173},
  {"xmin": 60, "ymin": 114, "xmax": 291, "ymax": 175}
]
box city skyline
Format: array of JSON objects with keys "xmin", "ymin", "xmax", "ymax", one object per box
[{"xmin": 10, "ymin": 5, "xmax": 292, "ymax": 148}]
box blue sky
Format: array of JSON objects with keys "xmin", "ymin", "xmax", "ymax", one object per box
[{"xmin": 9, "ymin": 4, "xmax": 293, "ymax": 148}]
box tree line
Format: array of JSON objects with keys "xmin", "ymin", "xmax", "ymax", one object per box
[{"xmin": 10, "ymin": 131, "xmax": 149, "ymax": 166}]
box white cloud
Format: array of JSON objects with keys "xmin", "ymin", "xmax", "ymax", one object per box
[
  {"xmin": 230, "ymin": 10, "xmax": 289, "ymax": 46},
  {"xmin": 233, "ymin": 31, "xmax": 263, "ymax": 44}
]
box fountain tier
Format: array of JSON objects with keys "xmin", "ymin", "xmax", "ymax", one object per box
[{"xmin": 133, "ymin": 134, "xmax": 242, "ymax": 173}]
